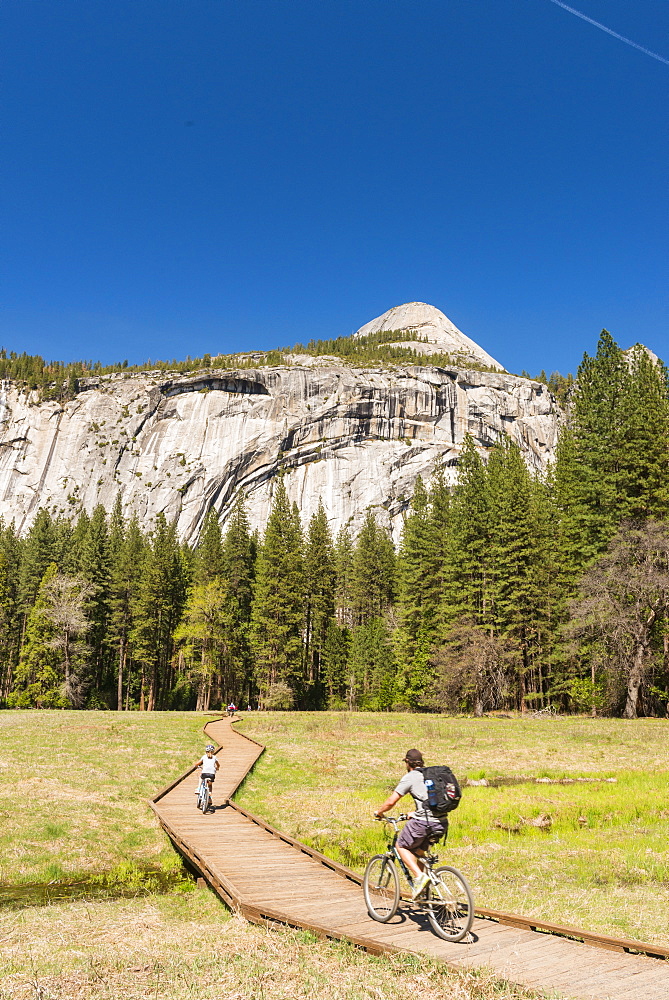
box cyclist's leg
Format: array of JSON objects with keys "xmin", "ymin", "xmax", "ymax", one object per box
[
  {"xmin": 397, "ymin": 818, "xmax": 431, "ymax": 879},
  {"xmin": 396, "ymin": 846, "xmax": 422, "ymax": 879}
]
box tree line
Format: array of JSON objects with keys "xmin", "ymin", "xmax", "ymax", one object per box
[
  {"xmin": 0, "ymin": 326, "xmax": 550, "ymax": 404},
  {"xmin": 2, "ymin": 330, "xmax": 668, "ymax": 717}
]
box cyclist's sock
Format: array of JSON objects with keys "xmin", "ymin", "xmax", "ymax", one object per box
[{"xmin": 411, "ymin": 872, "xmax": 429, "ymax": 900}]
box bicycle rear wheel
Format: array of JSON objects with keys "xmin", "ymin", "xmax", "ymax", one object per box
[
  {"xmin": 363, "ymin": 854, "xmax": 400, "ymax": 922},
  {"xmin": 425, "ymin": 866, "xmax": 474, "ymax": 942}
]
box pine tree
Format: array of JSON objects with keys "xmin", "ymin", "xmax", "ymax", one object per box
[
  {"xmin": 394, "ymin": 473, "xmax": 448, "ymax": 709},
  {"xmin": 250, "ymin": 478, "xmax": 305, "ymax": 705},
  {"xmin": 334, "ymin": 527, "xmax": 355, "ymax": 627},
  {"xmin": 618, "ymin": 345, "xmax": 669, "ymax": 521},
  {"xmin": 220, "ymin": 492, "xmax": 255, "ymax": 703},
  {"xmin": 0, "ymin": 553, "xmax": 17, "ymax": 700},
  {"xmin": 485, "ymin": 439, "xmax": 539, "ymax": 709},
  {"xmin": 10, "ymin": 564, "xmax": 64, "ymax": 708},
  {"xmin": 527, "ymin": 467, "xmax": 565, "ymax": 706},
  {"xmin": 0, "ymin": 520, "xmax": 22, "ymax": 697},
  {"xmin": 397, "ymin": 475, "xmax": 430, "ymax": 638},
  {"xmin": 196, "ymin": 508, "xmax": 225, "ymax": 584},
  {"xmin": 131, "ymin": 514, "xmax": 186, "ymax": 710},
  {"xmin": 303, "ymin": 501, "xmax": 336, "ymax": 702},
  {"xmin": 446, "ymin": 435, "xmax": 491, "ymax": 627},
  {"xmin": 556, "ymin": 331, "xmax": 629, "ymax": 568},
  {"xmin": 351, "ymin": 511, "xmax": 396, "ymax": 625},
  {"xmin": 222, "ymin": 493, "xmax": 254, "ymax": 620},
  {"xmin": 175, "ymin": 579, "xmax": 230, "ymax": 710},
  {"xmin": 58, "ymin": 510, "xmax": 89, "ymax": 574},
  {"xmin": 321, "ymin": 622, "xmax": 350, "ymax": 707},
  {"xmin": 108, "ymin": 504, "xmax": 146, "ymax": 709},
  {"xmin": 346, "ymin": 617, "xmax": 396, "ymax": 710},
  {"xmin": 79, "ymin": 504, "xmax": 111, "ymax": 696},
  {"xmin": 18, "ymin": 509, "xmax": 56, "ymax": 616}
]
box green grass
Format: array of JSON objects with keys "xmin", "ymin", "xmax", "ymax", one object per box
[
  {"xmin": 235, "ymin": 712, "xmax": 669, "ymax": 945},
  {"xmin": 0, "ymin": 710, "xmax": 212, "ymax": 885}
]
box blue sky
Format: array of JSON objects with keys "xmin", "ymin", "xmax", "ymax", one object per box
[{"xmin": 1, "ymin": 0, "xmax": 667, "ymax": 376}]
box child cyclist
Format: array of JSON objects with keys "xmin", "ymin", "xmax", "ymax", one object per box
[{"xmin": 197, "ymin": 744, "xmax": 220, "ymax": 802}]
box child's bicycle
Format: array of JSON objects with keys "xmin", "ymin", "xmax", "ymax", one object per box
[
  {"xmin": 196, "ymin": 774, "xmax": 213, "ymax": 814},
  {"xmin": 363, "ymin": 814, "xmax": 474, "ymax": 942}
]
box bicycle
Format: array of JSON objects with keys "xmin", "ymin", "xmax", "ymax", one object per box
[
  {"xmin": 196, "ymin": 774, "xmax": 213, "ymax": 813},
  {"xmin": 362, "ymin": 815, "xmax": 474, "ymax": 942}
]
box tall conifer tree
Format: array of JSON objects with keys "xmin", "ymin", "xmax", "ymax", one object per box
[
  {"xmin": 250, "ymin": 478, "xmax": 305, "ymax": 704},
  {"xmin": 351, "ymin": 511, "xmax": 395, "ymax": 625},
  {"xmin": 303, "ymin": 500, "xmax": 336, "ymax": 699}
]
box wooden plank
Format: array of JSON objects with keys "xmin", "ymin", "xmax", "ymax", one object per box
[{"xmin": 476, "ymin": 906, "xmax": 669, "ymax": 959}]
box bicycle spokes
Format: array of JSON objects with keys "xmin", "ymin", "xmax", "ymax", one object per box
[{"xmin": 424, "ymin": 866, "xmax": 474, "ymax": 942}]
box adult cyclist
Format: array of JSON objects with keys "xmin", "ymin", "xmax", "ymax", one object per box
[
  {"xmin": 197, "ymin": 744, "xmax": 220, "ymax": 801},
  {"xmin": 374, "ymin": 748, "xmax": 448, "ymax": 899}
]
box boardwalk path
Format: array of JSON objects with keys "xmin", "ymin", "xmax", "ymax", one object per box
[{"xmin": 150, "ymin": 718, "xmax": 668, "ymax": 1000}]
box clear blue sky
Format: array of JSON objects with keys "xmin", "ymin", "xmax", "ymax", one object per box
[{"xmin": 1, "ymin": 0, "xmax": 667, "ymax": 375}]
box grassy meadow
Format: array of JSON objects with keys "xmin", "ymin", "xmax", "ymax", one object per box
[
  {"xmin": 0, "ymin": 710, "xmax": 210, "ymax": 886},
  {"xmin": 235, "ymin": 712, "xmax": 669, "ymax": 946},
  {"xmin": 0, "ymin": 708, "xmax": 548, "ymax": 1000}
]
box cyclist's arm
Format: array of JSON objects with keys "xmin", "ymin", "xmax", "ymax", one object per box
[{"xmin": 374, "ymin": 790, "xmax": 401, "ymax": 817}]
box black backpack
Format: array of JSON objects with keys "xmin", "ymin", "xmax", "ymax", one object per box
[{"xmin": 419, "ymin": 765, "xmax": 461, "ymax": 814}]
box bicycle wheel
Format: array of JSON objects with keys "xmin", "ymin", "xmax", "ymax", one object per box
[
  {"xmin": 363, "ymin": 855, "xmax": 400, "ymax": 922},
  {"xmin": 425, "ymin": 866, "xmax": 474, "ymax": 942},
  {"xmin": 200, "ymin": 785, "xmax": 210, "ymax": 813}
]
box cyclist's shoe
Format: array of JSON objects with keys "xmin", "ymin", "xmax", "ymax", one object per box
[{"xmin": 411, "ymin": 872, "xmax": 429, "ymax": 900}]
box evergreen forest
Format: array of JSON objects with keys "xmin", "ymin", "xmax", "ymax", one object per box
[{"xmin": 2, "ymin": 331, "xmax": 669, "ymax": 718}]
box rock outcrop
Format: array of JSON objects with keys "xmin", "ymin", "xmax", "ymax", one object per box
[
  {"xmin": 353, "ymin": 302, "xmax": 504, "ymax": 371},
  {"xmin": 0, "ymin": 361, "xmax": 560, "ymax": 543}
]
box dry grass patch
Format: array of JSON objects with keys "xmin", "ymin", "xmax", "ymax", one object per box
[{"xmin": 0, "ymin": 890, "xmax": 548, "ymax": 1000}]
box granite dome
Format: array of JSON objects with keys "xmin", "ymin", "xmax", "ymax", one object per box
[{"xmin": 354, "ymin": 302, "xmax": 504, "ymax": 371}]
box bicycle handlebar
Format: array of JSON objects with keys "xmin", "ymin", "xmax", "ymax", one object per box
[{"xmin": 374, "ymin": 813, "xmax": 408, "ymax": 825}]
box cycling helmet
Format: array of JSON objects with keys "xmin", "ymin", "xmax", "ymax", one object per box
[{"xmin": 205, "ymin": 744, "xmax": 215, "ymax": 752}]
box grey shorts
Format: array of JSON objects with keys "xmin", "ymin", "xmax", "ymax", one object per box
[{"xmin": 397, "ymin": 817, "xmax": 448, "ymax": 852}]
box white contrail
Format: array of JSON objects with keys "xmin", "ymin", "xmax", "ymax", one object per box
[{"xmin": 546, "ymin": 0, "xmax": 669, "ymax": 66}]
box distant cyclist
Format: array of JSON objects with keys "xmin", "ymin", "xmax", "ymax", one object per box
[
  {"xmin": 226, "ymin": 701, "xmax": 237, "ymax": 717},
  {"xmin": 197, "ymin": 744, "xmax": 220, "ymax": 800},
  {"xmin": 374, "ymin": 748, "xmax": 448, "ymax": 899}
]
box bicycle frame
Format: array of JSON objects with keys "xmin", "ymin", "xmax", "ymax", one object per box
[
  {"xmin": 378, "ymin": 815, "xmax": 439, "ymax": 893},
  {"xmin": 197, "ymin": 774, "xmax": 212, "ymax": 812}
]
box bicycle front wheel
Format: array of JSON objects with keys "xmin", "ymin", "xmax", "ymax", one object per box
[
  {"xmin": 363, "ymin": 854, "xmax": 400, "ymax": 922},
  {"xmin": 425, "ymin": 866, "xmax": 474, "ymax": 942}
]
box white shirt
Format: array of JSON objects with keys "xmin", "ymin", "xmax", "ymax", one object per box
[{"xmin": 200, "ymin": 754, "xmax": 217, "ymax": 775}]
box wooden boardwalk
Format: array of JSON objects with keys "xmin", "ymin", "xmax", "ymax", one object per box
[{"xmin": 150, "ymin": 718, "xmax": 669, "ymax": 1000}]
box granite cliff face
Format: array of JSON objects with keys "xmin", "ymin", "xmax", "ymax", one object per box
[{"xmin": 0, "ymin": 361, "xmax": 560, "ymax": 543}]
